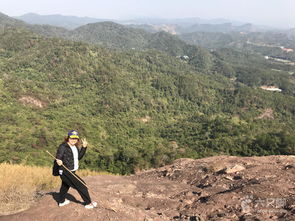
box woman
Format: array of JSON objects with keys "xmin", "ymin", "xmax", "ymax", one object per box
[{"xmin": 55, "ymin": 130, "xmax": 97, "ymax": 209}]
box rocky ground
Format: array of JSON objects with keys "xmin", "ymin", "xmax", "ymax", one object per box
[{"xmin": 1, "ymin": 155, "xmax": 295, "ymax": 220}]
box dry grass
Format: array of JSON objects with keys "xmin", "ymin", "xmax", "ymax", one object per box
[{"xmin": 0, "ymin": 163, "xmax": 106, "ymax": 215}]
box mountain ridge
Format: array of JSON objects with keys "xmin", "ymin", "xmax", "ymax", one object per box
[
  {"xmin": 14, "ymin": 12, "xmax": 284, "ymax": 32},
  {"xmin": 15, "ymin": 13, "xmax": 113, "ymax": 30}
]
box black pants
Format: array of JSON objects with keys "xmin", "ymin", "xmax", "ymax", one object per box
[{"xmin": 59, "ymin": 169, "xmax": 91, "ymax": 204}]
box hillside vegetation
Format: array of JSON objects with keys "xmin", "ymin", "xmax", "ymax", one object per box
[
  {"xmin": 3, "ymin": 12, "xmax": 295, "ymax": 92},
  {"xmin": 27, "ymin": 18, "xmax": 295, "ymax": 94},
  {"xmin": 0, "ymin": 14, "xmax": 295, "ymax": 174},
  {"xmin": 0, "ymin": 163, "xmax": 103, "ymax": 215}
]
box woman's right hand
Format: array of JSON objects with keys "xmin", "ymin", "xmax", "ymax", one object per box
[
  {"xmin": 81, "ymin": 138, "xmax": 88, "ymax": 148},
  {"xmin": 56, "ymin": 159, "xmax": 63, "ymax": 166}
]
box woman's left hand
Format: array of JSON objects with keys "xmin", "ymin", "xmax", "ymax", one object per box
[{"xmin": 81, "ymin": 138, "xmax": 88, "ymax": 148}]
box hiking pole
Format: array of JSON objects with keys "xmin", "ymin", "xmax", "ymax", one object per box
[
  {"xmin": 45, "ymin": 150, "xmax": 117, "ymax": 212},
  {"xmin": 45, "ymin": 150, "xmax": 88, "ymax": 188}
]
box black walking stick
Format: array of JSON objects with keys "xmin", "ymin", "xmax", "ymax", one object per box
[
  {"xmin": 46, "ymin": 150, "xmax": 89, "ymax": 188},
  {"xmin": 45, "ymin": 150, "xmax": 116, "ymax": 212}
]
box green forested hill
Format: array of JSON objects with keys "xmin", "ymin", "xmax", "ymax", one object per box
[
  {"xmin": 15, "ymin": 13, "xmax": 108, "ymax": 30},
  {"xmin": 178, "ymin": 31, "xmax": 295, "ymax": 94},
  {"xmin": 24, "ymin": 18, "xmax": 295, "ymax": 94},
  {"xmin": 68, "ymin": 22, "xmax": 214, "ymax": 73},
  {"xmin": 180, "ymin": 31, "xmax": 295, "ymax": 62},
  {"xmin": 4, "ymin": 16, "xmax": 215, "ymax": 74},
  {"xmin": 1, "ymin": 19, "xmax": 295, "ymax": 174},
  {"xmin": 3, "ymin": 12, "xmax": 293, "ymax": 93},
  {"xmin": 0, "ymin": 12, "xmax": 26, "ymax": 27},
  {"xmin": 69, "ymin": 21, "xmax": 149, "ymax": 49}
]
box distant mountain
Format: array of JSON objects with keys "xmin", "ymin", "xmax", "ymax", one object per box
[
  {"xmin": 127, "ymin": 24, "xmax": 180, "ymax": 35},
  {"xmin": 180, "ymin": 23, "xmax": 277, "ymax": 34},
  {"xmin": 1, "ymin": 12, "xmax": 212, "ymax": 65},
  {"xmin": 28, "ymin": 24, "xmax": 70, "ymax": 38},
  {"xmin": 0, "ymin": 12, "xmax": 70, "ymax": 39},
  {"xmin": 128, "ymin": 22, "xmax": 277, "ymax": 35},
  {"xmin": 14, "ymin": 13, "xmax": 279, "ymax": 34},
  {"xmin": 15, "ymin": 13, "xmax": 247, "ymax": 32},
  {"xmin": 0, "ymin": 12, "xmax": 26, "ymax": 28},
  {"xmin": 286, "ymin": 28, "xmax": 295, "ymax": 37},
  {"xmin": 123, "ymin": 17, "xmax": 246, "ymax": 27},
  {"xmin": 187, "ymin": 23, "xmax": 239, "ymax": 33},
  {"xmin": 15, "ymin": 13, "xmax": 112, "ymax": 30},
  {"xmin": 67, "ymin": 22, "xmax": 214, "ymax": 72},
  {"xmin": 2, "ymin": 11, "xmax": 295, "ymax": 91},
  {"xmin": 15, "ymin": 14, "xmax": 248, "ymax": 28},
  {"xmin": 69, "ymin": 21, "xmax": 149, "ymax": 49},
  {"xmin": 180, "ymin": 32, "xmax": 238, "ymax": 49},
  {"xmin": 123, "ymin": 18, "xmax": 253, "ymax": 34},
  {"xmin": 69, "ymin": 22, "xmax": 171, "ymax": 50},
  {"xmin": 180, "ymin": 29, "xmax": 295, "ymax": 49}
]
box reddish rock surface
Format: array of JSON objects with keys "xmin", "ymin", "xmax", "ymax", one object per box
[{"xmin": 1, "ymin": 155, "xmax": 295, "ymax": 220}]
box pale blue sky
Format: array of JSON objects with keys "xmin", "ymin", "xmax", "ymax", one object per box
[{"xmin": 1, "ymin": 0, "xmax": 295, "ymax": 28}]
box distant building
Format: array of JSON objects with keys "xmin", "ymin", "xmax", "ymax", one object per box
[
  {"xmin": 260, "ymin": 86, "xmax": 282, "ymax": 92},
  {"xmin": 284, "ymin": 48, "xmax": 293, "ymax": 53},
  {"xmin": 181, "ymin": 55, "xmax": 189, "ymax": 60},
  {"xmin": 280, "ymin": 47, "xmax": 294, "ymax": 53}
]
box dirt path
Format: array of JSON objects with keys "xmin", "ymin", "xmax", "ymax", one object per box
[
  {"xmin": 1, "ymin": 155, "xmax": 295, "ymax": 220},
  {"xmin": 0, "ymin": 174, "xmax": 191, "ymax": 221}
]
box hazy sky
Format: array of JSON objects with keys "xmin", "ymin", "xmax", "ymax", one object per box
[{"xmin": 1, "ymin": 0, "xmax": 295, "ymax": 28}]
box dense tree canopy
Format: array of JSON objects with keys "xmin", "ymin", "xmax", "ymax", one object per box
[{"xmin": 0, "ymin": 19, "xmax": 295, "ymax": 174}]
